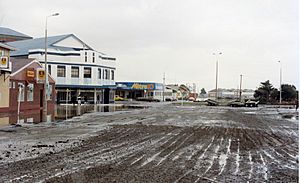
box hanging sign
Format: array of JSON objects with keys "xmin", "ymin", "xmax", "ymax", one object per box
[
  {"xmin": 36, "ymin": 68, "xmax": 45, "ymax": 83},
  {"xmin": 0, "ymin": 56, "xmax": 9, "ymax": 69}
]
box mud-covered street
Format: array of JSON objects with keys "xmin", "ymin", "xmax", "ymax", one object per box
[{"xmin": 0, "ymin": 103, "xmax": 298, "ymax": 182}]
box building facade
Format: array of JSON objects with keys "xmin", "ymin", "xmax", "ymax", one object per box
[
  {"xmin": 8, "ymin": 58, "xmax": 56, "ymax": 124},
  {"xmin": 0, "ymin": 43, "xmax": 15, "ymax": 113},
  {"xmin": 116, "ymin": 82, "xmax": 174, "ymax": 101},
  {"xmin": 8, "ymin": 34, "xmax": 116, "ymax": 104}
]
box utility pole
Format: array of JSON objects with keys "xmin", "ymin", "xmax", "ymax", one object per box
[
  {"xmin": 239, "ymin": 74, "xmax": 243, "ymax": 101},
  {"xmin": 162, "ymin": 72, "xmax": 165, "ymax": 102},
  {"xmin": 278, "ymin": 61, "xmax": 282, "ymax": 105},
  {"xmin": 43, "ymin": 13, "xmax": 59, "ymax": 122},
  {"xmin": 213, "ymin": 52, "xmax": 222, "ymax": 100}
]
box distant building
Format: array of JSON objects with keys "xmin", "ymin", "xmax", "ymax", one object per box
[
  {"xmin": 8, "ymin": 34, "xmax": 116, "ymax": 104},
  {"xmin": 208, "ymin": 88, "xmax": 255, "ymax": 99},
  {"xmin": 0, "ymin": 27, "xmax": 32, "ymax": 43},
  {"xmin": 0, "ymin": 43, "xmax": 15, "ymax": 113},
  {"xmin": 116, "ymin": 82, "xmax": 172, "ymax": 101}
]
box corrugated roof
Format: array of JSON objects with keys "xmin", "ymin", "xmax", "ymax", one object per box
[
  {"xmin": 0, "ymin": 42, "xmax": 16, "ymax": 50},
  {"xmin": 0, "ymin": 27, "xmax": 32, "ymax": 38},
  {"xmin": 7, "ymin": 34, "xmax": 94, "ymax": 56}
]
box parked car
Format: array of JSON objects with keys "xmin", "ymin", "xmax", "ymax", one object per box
[
  {"xmin": 228, "ymin": 100, "xmax": 245, "ymax": 107},
  {"xmin": 188, "ymin": 97, "xmax": 196, "ymax": 101},
  {"xmin": 136, "ymin": 97, "xmax": 160, "ymax": 102},
  {"xmin": 115, "ymin": 95, "xmax": 125, "ymax": 101},
  {"xmin": 205, "ymin": 99, "xmax": 219, "ymax": 106},
  {"xmin": 228, "ymin": 99, "xmax": 259, "ymax": 107},
  {"xmin": 245, "ymin": 100, "xmax": 259, "ymax": 107},
  {"xmin": 165, "ymin": 98, "xmax": 177, "ymax": 101}
]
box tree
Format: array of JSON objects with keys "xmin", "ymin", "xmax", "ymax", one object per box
[
  {"xmin": 200, "ymin": 88, "xmax": 206, "ymax": 95},
  {"xmin": 254, "ymin": 80, "xmax": 275, "ymax": 104},
  {"xmin": 281, "ymin": 84, "xmax": 297, "ymax": 101}
]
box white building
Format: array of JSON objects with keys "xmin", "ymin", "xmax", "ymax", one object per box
[{"xmin": 8, "ymin": 34, "xmax": 116, "ymax": 104}]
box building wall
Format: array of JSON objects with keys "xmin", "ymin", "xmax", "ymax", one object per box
[
  {"xmin": 9, "ymin": 61, "xmax": 56, "ymax": 116},
  {"xmin": 0, "ymin": 75, "xmax": 10, "ymax": 111},
  {"xmin": 28, "ymin": 49, "xmax": 116, "ymax": 87},
  {"xmin": 9, "ymin": 80, "xmax": 55, "ymax": 112},
  {"xmin": 0, "ymin": 48, "xmax": 10, "ymax": 112}
]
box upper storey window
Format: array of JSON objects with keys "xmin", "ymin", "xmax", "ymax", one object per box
[
  {"xmin": 57, "ymin": 66, "xmax": 66, "ymax": 77},
  {"xmin": 84, "ymin": 67, "xmax": 92, "ymax": 78}
]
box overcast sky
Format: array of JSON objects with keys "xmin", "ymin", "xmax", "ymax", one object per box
[{"xmin": 0, "ymin": 0, "xmax": 298, "ymax": 91}]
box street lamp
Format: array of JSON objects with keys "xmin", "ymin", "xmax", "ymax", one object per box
[
  {"xmin": 239, "ymin": 74, "xmax": 243, "ymax": 101},
  {"xmin": 213, "ymin": 52, "xmax": 222, "ymax": 99},
  {"xmin": 278, "ymin": 61, "xmax": 282, "ymax": 105},
  {"xmin": 43, "ymin": 13, "xmax": 59, "ymax": 122}
]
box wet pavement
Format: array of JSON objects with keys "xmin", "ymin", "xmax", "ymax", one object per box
[
  {"xmin": 0, "ymin": 102, "xmax": 298, "ymax": 182},
  {"xmin": 0, "ymin": 103, "xmax": 149, "ymax": 127}
]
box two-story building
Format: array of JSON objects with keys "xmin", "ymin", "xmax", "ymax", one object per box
[{"xmin": 8, "ymin": 34, "xmax": 116, "ymax": 104}]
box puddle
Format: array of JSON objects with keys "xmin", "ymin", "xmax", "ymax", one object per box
[{"xmin": 0, "ymin": 104, "xmax": 148, "ymax": 127}]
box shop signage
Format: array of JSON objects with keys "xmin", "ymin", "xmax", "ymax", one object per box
[
  {"xmin": 26, "ymin": 69, "xmax": 35, "ymax": 78},
  {"xmin": 0, "ymin": 56, "xmax": 9, "ymax": 69},
  {"xmin": 131, "ymin": 83, "xmax": 155, "ymax": 90},
  {"xmin": 36, "ymin": 68, "xmax": 45, "ymax": 83}
]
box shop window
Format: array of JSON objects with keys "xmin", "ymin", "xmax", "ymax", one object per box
[
  {"xmin": 71, "ymin": 66, "xmax": 79, "ymax": 78},
  {"xmin": 27, "ymin": 83, "xmax": 34, "ymax": 101},
  {"xmin": 57, "ymin": 66, "xmax": 66, "ymax": 77},
  {"xmin": 84, "ymin": 67, "xmax": 92, "ymax": 78}
]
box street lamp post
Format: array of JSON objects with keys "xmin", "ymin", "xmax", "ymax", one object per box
[
  {"xmin": 213, "ymin": 52, "xmax": 222, "ymax": 100},
  {"xmin": 278, "ymin": 61, "xmax": 282, "ymax": 105},
  {"xmin": 162, "ymin": 72, "xmax": 165, "ymax": 102},
  {"xmin": 43, "ymin": 13, "xmax": 59, "ymax": 122},
  {"xmin": 239, "ymin": 74, "xmax": 243, "ymax": 101}
]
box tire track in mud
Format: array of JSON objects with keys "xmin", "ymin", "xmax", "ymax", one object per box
[{"xmin": 0, "ymin": 106, "xmax": 298, "ymax": 183}]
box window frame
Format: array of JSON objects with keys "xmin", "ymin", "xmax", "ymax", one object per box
[
  {"xmin": 57, "ymin": 65, "xmax": 66, "ymax": 77},
  {"xmin": 84, "ymin": 67, "xmax": 92, "ymax": 78},
  {"xmin": 71, "ymin": 66, "xmax": 80, "ymax": 78}
]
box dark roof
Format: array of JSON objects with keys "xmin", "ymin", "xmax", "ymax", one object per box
[
  {"xmin": 0, "ymin": 27, "xmax": 32, "ymax": 38},
  {"xmin": 0, "ymin": 42, "xmax": 16, "ymax": 50},
  {"xmin": 8, "ymin": 34, "xmax": 93, "ymax": 56},
  {"xmin": 10, "ymin": 58, "xmax": 34, "ymax": 74}
]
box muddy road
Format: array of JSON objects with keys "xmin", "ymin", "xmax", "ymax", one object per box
[{"xmin": 0, "ymin": 104, "xmax": 298, "ymax": 182}]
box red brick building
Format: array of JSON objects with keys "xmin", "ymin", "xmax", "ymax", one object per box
[{"xmin": 8, "ymin": 58, "xmax": 56, "ymax": 124}]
